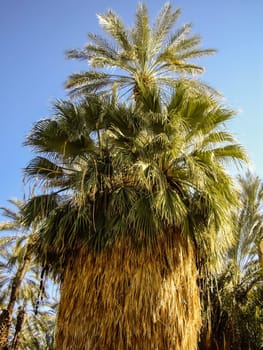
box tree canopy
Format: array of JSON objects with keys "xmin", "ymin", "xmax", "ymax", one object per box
[{"xmin": 66, "ymin": 2, "xmax": 216, "ymax": 103}]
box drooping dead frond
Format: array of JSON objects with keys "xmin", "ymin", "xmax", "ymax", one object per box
[{"xmin": 56, "ymin": 231, "xmax": 201, "ymax": 350}]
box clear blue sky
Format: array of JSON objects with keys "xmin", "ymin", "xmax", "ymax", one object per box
[{"xmin": 0, "ymin": 0, "xmax": 262, "ymax": 213}]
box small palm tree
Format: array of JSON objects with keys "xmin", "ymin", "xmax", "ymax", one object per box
[
  {"xmin": 23, "ymin": 84, "xmax": 247, "ymax": 349},
  {"xmin": 0, "ymin": 199, "xmax": 35, "ymax": 348},
  {"xmin": 0, "ymin": 200, "xmax": 58, "ymax": 349},
  {"xmin": 66, "ymin": 2, "xmax": 216, "ymax": 103},
  {"xmin": 17, "ymin": 298, "xmax": 58, "ymax": 350},
  {"xmin": 199, "ymin": 172, "xmax": 263, "ymax": 349}
]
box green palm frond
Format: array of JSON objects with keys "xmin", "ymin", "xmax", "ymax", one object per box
[
  {"xmin": 132, "ymin": 3, "xmax": 151, "ymax": 68},
  {"xmin": 22, "ymin": 194, "xmax": 60, "ymax": 227},
  {"xmin": 154, "ymin": 187, "xmax": 187, "ymax": 228},
  {"xmin": 175, "ymin": 48, "xmax": 216, "ymax": 60},
  {"xmin": 212, "ymin": 144, "xmax": 248, "ymax": 163},
  {"xmin": 24, "ymin": 108, "xmax": 95, "ymax": 158},
  {"xmin": 0, "ymin": 204, "xmax": 22, "ymax": 222},
  {"xmin": 66, "ymin": 71, "xmax": 111, "ymax": 88},
  {"xmin": 168, "ymin": 23, "xmax": 192, "ymax": 47},
  {"xmin": 97, "ymin": 10, "xmax": 132, "ymax": 52},
  {"xmin": 0, "ymin": 221, "xmax": 20, "ymax": 232},
  {"xmin": 66, "ymin": 71, "xmax": 133, "ymax": 97},
  {"xmin": 152, "ymin": 3, "xmax": 181, "ymax": 51},
  {"xmin": 156, "ymin": 58, "xmax": 205, "ymax": 75},
  {"xmin": 128, "ymin": 195, "xmax": 159, "ymax": 245},
  {"xmin": 87, "ymin": 33, "xmax": 119, "ymax": 56},
  {"xmin": 25, "ymin": 156, "xmax": 66, "ymax": 181},
  {"xmin": 201, "ymin": 131, "xmax": 236, "ymax": 147},
  {"xmin": 83, "ymin": 46, "xmax": 120, "ymax": 68}
]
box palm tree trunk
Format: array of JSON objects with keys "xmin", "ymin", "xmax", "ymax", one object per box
[
  {"xmin": 0, "ymin": 244, "xmax": 32, "ymax": 348},
  {"xmin": 11, "ymin": 307, "xmax": 25, "ymax": 350},
  {"xmin": 56, "ymin": 231, "xmax": 201, "ymax": 349},
  {"xmin": 0, "ymin": 309, "xmax": 10, "ymax": 350},
  {"xmin": 259, "ymin": 239, "xmax": 263, "ymax": 266}
]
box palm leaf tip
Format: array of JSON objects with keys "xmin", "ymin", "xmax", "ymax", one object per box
[
  {"xmin": 96, "ymin": 10, "xmax": 131, "ymax": 52},
  {"xmin": 66, "ymin": 49, "xmax": 88, "ymax": 60}
]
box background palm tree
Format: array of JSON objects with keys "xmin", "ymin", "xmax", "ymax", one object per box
[
  {"xmin": 199, "ymin": 172, "xmax": 263, "ymax": 350},
  {"xmin": 0, "ymin": 200, "xmax": 58, "ymax": 349},
  {"xmin": 66, "ymin": 2, "xmax": 216, "ymax": 104},
  {"xmin": 17, "ymin": 298, "xmax": 57, "ymax": 350},
  {"xmin": 23, "ymin": 81, "xmax": 247, "ymax": 349},
  {"xmin": 0, "ymin": 199, "xmax": 34, "ymax": 348}
]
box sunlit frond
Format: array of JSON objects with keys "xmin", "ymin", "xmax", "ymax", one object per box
[
  {"xmin": 97, "ymin": 10, "xmax": 132, "ymax": 52},
  {"xmin": 152, "ymin": 4, "xmax": 181, "ymax": 52},
  {"xmin": 65, "ymin": 2, "xmax": 216, "ymax": 106}
]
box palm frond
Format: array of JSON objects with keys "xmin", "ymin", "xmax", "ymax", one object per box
[
  {"xmin": 22, "ymin": 194, "xmax": 60, "ymax": 227},
  {"xmin": 97, "ymin": 10, "xmax": 132, "ymax": 52},
  {"xmin": 65, "ymin": 71, "xmax": 113, "ymax": 93},
  {"xmin": 24, "ymin": 156, "xmax": 66, "ymax": 181},
  {"xmin": 66, "ymin": 48, "xmax": 88, "ymax": 60},
  {"xmin": 132, "ymin": 3, "xmax": 150, "ymax": 67},
  {"xmin": 0, "ymin": 222, "xmax": 20, "ymax": 232},
  {"xmin": 212, "ymin": 144, "xmax": 248, "ymax": 163},
  {"xmin": 87, "ymin": 33, "xmax": 119, "ymax": 56},
  {"xmin": 152, "ymin": 4, "xmax": 181, "ymax": 51},
  {"xmin": 168, "ymin": 23, "xmax": 192, "ymax": 46}
]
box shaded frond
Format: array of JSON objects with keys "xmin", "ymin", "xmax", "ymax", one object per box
[
  {"xmin": 66, "ymin": 48, "xmax": 88, "ymax": 60},
  {"xmin": 24, "ymin": 156, "xmax": 66, "ymax": 182},
  {"xmin": 22, "ymin": 194, "xmax": 60, "ymax": 227}
]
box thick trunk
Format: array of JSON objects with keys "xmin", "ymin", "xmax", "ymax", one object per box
[{"xmin": 56, "ymin": 231, "xmax": 201, "ymax": 349}]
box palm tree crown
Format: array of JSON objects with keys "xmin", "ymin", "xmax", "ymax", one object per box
[
  {"xmin": 22, "ymin": 84, "xmax": 248, "ymax": 349},
  {"xmin": 23, "ymin": 87, "xmax": 247, "ymax": 274},
  {"xmin": 66, "ymin": 2, "xmax": 215, "ymax": 102}
]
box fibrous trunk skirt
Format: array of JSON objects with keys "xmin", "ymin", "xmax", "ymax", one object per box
[{"xmin": 56, "ymin": 232, "xmax": 201, "ymax": 349}]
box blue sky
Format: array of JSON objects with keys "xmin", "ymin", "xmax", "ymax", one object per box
[{"xmin": 0, "ymin": 0, "xmax": 262, "ymax": 214}]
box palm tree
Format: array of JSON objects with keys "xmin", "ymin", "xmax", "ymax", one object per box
[
  {"xmin": 16, "ymin": 298, "xmax": 58, "ymax": 350},
  {"xmin": 199, "ymin": 172, "xmax": 263, "ymax": 349},
  {"xmin": 0, "ymin": 199, "xmax": 35, "ymax": 348},
  {"xmin": 238, "ymin": 173, "xmax": 263, "ymax": 270},
  {"xmin": 23, "ymin": 82, "xmax": 247, "ymax": 349},
  {"xmin": 66, "ymin": 2, "xmax": 216, "ymax": 104},
  {"xmin": 0, "ymin": 200, "xmax": 57, "ymax": 349}
]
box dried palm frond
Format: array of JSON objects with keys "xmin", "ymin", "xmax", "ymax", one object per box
[{"xmin": 56, "ymin": 231, "xmax": 201, "ymax": 350}]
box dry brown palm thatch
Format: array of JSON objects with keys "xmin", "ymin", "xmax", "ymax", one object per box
[{"xmin": 56, "ymin": 231, "xmax": 201, "ymax": 350}]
